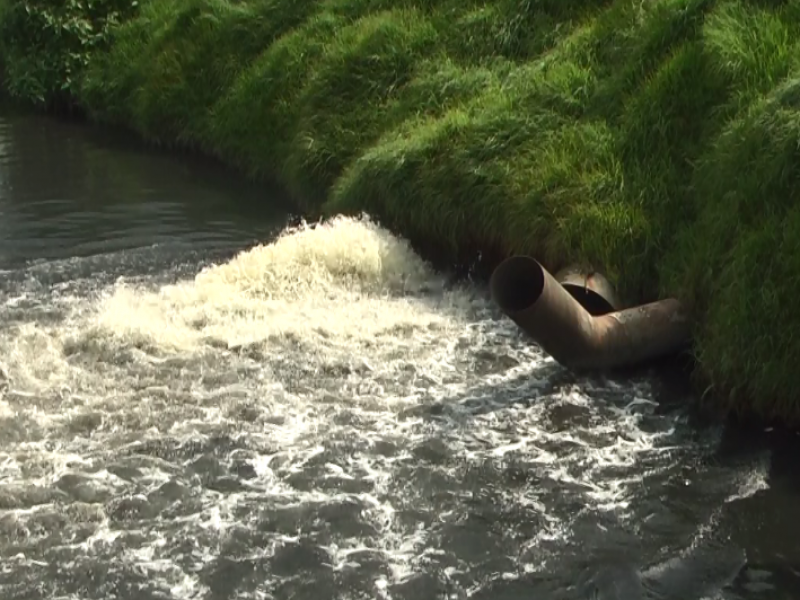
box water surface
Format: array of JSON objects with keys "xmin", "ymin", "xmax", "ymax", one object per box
[{"xmin": 0, "ymin": 111, "xmax": 798, "ymax": 600}]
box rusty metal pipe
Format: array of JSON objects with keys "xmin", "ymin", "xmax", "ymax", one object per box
[
  {"xmin": 555, "ymin": 266, "xmax": 621, "ymax": 315},
  {"xmin": 489, "ymin": 256, "xmax": 691, "ymax": 371}
]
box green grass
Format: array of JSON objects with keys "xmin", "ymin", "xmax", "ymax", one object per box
[{"xmin": 3, "ymin": 0, "xmax": 800, "ymax": 423}]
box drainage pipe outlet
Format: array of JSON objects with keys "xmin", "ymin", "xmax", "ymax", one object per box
[
  {"xmin": 554, "ymin": 266, "xmax": 621, "ymax": 316},
  {"xmin": 489, "ymin": 256, "xmax": 691, "ymax": 371}
]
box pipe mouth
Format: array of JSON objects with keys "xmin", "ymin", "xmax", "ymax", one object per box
[
  {"xmin": 489, "ymin": 255, "xmax": 545, "ymax": 313},
  {"xmin": 560, "ymin": 285, "xmax": 617, "ymax": 316},
  {"xmin": 554, "ymin": 267, "xmax": 621, "ymax": 316}
]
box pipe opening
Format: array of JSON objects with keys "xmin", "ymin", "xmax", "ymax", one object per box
[
  {"xmin": 489, "ymin": 256, "xmax": 544, "ymax": 312},
  {"xmin": 561, "ymin": 286, "xmax": 617, "ymax": 316},
  {"xmin": 554, "ymin": 267, "xmax": 621, "ymax": 316}
]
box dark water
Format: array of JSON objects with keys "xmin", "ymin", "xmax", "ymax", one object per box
[{"xmin": 0, "ymin": 110, "xmax": 798, "ymax": 600}]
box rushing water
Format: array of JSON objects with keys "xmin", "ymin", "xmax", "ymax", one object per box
[{"xmin": 0, "ymin": 111, "xmax": 798, "ymax": 600}]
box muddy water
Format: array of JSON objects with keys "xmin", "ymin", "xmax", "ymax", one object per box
[{"xmin": 0, "ymin": 111, "xmax": 797, "ymax": 600}]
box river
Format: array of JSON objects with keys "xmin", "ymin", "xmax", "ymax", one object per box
[{"xmin": 0, "ymin": 110, "xmax": 797, "ymax": 600}]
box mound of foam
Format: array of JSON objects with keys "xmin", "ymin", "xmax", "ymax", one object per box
[
  {"xmin": 79, "ymin": 215, "xmax": 464, "ymax": 354},
  {"xmin": 195, "ymin": 213, "xmax": 438, "ymax": 297}
]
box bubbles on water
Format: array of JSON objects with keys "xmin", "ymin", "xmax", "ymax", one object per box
[
  {"xmin": 0, "ymin": 215, "xmax": 723, "ymax": 599},
  {"xmin": 81, "ymin": 214, "xmax": 459, "ymax": 355}
]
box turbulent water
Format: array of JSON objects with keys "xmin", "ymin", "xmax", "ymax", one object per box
[
  {"xmin": 0, "ymin": 214, "xmax": 770, "ymax": 600},
  {"xmin": 0, "ymin": 114, "xmax": 795, "ymax": 600}
]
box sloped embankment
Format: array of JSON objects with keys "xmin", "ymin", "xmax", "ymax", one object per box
[{"xmin": 2, "ymin": 0, "xmax": 800, "ymax": 422}]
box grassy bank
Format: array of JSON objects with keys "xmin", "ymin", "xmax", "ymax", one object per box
[{"xmin": 2, "ymin": 0, "xmax": 800, "ymax": 422}]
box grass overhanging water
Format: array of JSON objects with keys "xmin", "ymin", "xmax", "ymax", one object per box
[{"xmin": 1, "ymin": 0, "xmax": 800, "ymax": 423}]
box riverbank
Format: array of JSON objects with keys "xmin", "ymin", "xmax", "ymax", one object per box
[{"xmin": 2, "ymin": 0, "xmax": 799, "ymax": 423}]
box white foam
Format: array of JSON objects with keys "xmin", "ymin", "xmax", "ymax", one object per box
[
  {"xmin": 725, "ymin": 453, "xmax": 770, "ymax": 503},
  {"xmin": 83, "ymin": 215, "xmax": 456, "ymax": 356}
]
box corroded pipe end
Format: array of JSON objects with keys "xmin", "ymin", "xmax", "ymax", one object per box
[
  {"xmin": 490, "ymin": 256, "xmax": 596, "ymax": 366},
  {"xmin": 490, "ymin": 256, "xmax": 691, "ymax": 371},
  {"xmin": 555, "ymin": 266, "xmax": 622, "ymax": 316},
  {"xmin": 489, "ymin": 255, "xmax": 546, "ymax": 313}
]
